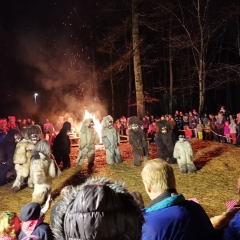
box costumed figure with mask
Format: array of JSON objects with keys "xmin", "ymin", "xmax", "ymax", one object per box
[
  {"xmin": 12, "ymin": 125, "xmax": 42, "ymax": 193},
  {"xmin": 173, "ymin": 135, "xmax": 197, "ymax": 174},
  {"xmin": 128, "ymin": 116, "xmax": 149, "ymax": 166},
  {"xmin": 155, "ymin": 118, "xmax": 175, "ymax": 162},
  {"xmin": 101, "ymin": 115, "xmax": 123, "ymax": 165},
  {"xmin": 30, "ymin": 139, "xmax": 59, "ymax": 205},
  {"xmin": 76, "ymin": 118, "xmax": 99, "ymax": 169},
  {"xmin": 0, "ymin": 119, "xmax": 8, "ymax": 185},
  {"xmin": 52, "ymin": 121, "xmax": 71, "ymax": 170},
  {"xmin": 119, "ymin": 116, "xmax": 127, "ymax": 135}
]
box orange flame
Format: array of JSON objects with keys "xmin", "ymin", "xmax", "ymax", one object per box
[{"xmin": 84, "ymin": 110, "xmax": 102, "ymax": 143}]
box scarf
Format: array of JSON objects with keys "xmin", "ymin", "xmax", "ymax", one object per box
[{"xmin": 21, "ymin": 219, "xmax": 42, "ymax": 236}]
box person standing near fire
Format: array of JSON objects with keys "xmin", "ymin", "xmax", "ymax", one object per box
[
  {"xmin": 76, "ymin": 118, "xmax": 99, "ymax": 170},
  {"xmin": 101, "ymin": 115, "xmax": 123, "ymax": 165}
]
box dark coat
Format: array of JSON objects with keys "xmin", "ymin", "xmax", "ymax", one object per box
[
  {"xmin": 51, "ymin": 178, "xmax": 144, "ymax": 240},
  {"xmin": 3, "ymin": 129, "xmax": 18, "ymax": 171},
  {"xmin": 129, "ymin": 128, "xmax": 148, "ymax": 156},
  {"xmin": 52, "ymin": 131, "xmax": 70, "ymax": 155},
  {"xmin": 18, "ymin": 222, "xmax": 53, "ymax": 240}
]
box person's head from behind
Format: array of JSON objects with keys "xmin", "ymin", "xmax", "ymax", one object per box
[
  {"xmin": 52, "ymin": 178, "xmax": 144, "ymax": 240},
  {"xmin": 141, "ymin": 159, "xmax": 176, "ymax": 200},
  {"xmin": 20, "ymin": 202, "xmax": 41, "ymax": 222},
  {"xmin": 0, "ymin": 211, "xmax": 21, "ymax": 238}
]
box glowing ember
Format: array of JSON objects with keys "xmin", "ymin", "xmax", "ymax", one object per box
[{"xmin": 84, "ymin": 109, "xmax": 102, "ymax": 143}]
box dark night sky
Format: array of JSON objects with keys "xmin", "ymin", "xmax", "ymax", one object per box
[
  {"xmin": 1, "ymin": 0, "xmax": 240, "ymax": 120},
  {"xmin": 0, "ymin": 0, "xmax": 109, "ymax": 121}
]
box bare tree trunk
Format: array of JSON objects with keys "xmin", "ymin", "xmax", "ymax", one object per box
[
  {"xmin": 132, "ymin": 0, "xmax": 145, "ymax": 117},
  {"xmin": 127, "ymin": 57, "xmax": 132, "ymax": 118},
  {"xmin": 169, "ymin": 48, "xmax": 173, "ymax": 115},
  {"xmin": 109, "ymin": 51, "xmax": 115, "ymax": 118}
]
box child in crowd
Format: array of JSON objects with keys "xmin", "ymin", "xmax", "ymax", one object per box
[
  {"xmin": 18, "ymin": 195, "xmax": 53, "ymax": 240},
  {"xmin": 204, "ymin": 120, "xmax": 212, "ymax": 140},
  {"xmin": 224, "ymin": 121, "xmax": 231, "ymax": 143},
  {"xmin": 197, "ymin": 120, "xmax": 204, "ymax": 140},
  {"xmin": 0, "ymin": 212, "xmax": 21, "ymax": 240},
  {"xmin": 184, "ymin": 125, "xmax": 192, "ymax": 140},
  {"xmin": 229, "ymin": 119, "xmax": 238, "ymax": 144}
]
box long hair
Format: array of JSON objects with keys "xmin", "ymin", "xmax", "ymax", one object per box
[
  {"xmin": 0, "ymin": 211, "xmax": 18, "ymax": 239},
  {"xmin": 31, "ymin": 139, "xmax": 50, "ymax": 157}
]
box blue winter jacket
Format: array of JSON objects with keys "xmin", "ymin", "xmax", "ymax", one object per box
[
  {"xmin": 224, "ymin": 210, "xmax": 240, "ymax": 240},
  {"xmin": 142, "ymin": 190, "xmax": 217, "ymax": 240}
]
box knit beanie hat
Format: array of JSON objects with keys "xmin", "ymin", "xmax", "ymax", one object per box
[{"xmin": 20, "ymin": 202, "xmax": 41, "ymax": 221}]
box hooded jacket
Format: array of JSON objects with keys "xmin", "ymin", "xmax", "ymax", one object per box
[{"xmin": 51, "ymin": 178, "xmax": 144, "ymax": 240}]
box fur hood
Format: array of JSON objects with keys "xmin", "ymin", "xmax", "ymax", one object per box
[
  {"xmin": 52, "ymin": 177, "xmax": 144, "ymax": 240},
  {"xmin": 80, "ymin": 118, "xmax": 93, "ymax": 132},
  {"xmin": 101, "ymin": 115, "xmax": 113, "ymax": 128}
]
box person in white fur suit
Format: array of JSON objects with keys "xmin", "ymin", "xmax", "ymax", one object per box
[
  {"xmin": 12, "ymin": 125, "xmax": 42, "ymax": 193},
  {"xmin": 101, "ymin": 115, "xmax": 123, "ymax": 165},
  {"xmin": 173, "ymin": 135, "xmax": 197, "ymax": 174},
  {"xmin": 30, "ymin": 139, "xmax": 58, "ymax": 205},
  {"xmin": 76, "ymin": 118, "xmax": 99, "ymax": 169}
]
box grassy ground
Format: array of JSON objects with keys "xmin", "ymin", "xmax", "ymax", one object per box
[{"xmin": 1, "ymin": 138, "xmax": 240, "ymax": 224}]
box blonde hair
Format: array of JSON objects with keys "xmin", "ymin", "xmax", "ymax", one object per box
[
  {"xmin": 141, "ymin": 159, "xmax": 176, "ymax": 192},
  {"xmin": 0, "ymin": 211, "xmax": 18, "ymax": 239}
]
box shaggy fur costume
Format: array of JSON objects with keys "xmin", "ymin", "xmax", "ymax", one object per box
[
  {"xmin": 30, "ymin": 139, "xmax": 58, "ymax": 205},
  {"xmin": 101, "ymin": 115, "xmax": 122, "ymax": 165},
  {"xmin": 76, "ymin": 118, "xmax": 99, "ymax": 167},
  {"xmin": 12, "ymin": 125, "xmax": 41, "ymax": 193},
  {"xmin": 155, "ymin": 120, "xmax": 174, "ymax": 161},
  {"xmin": 173, "ymin": 137, "xmax": 197, "ymax": 173},
  {"xmin": 51, "ymin": 177, "xmax": 144, "ymax": 240},
  {"xmin": 128, "ymin": 116, "xmax": 149, "ymax": 166}
]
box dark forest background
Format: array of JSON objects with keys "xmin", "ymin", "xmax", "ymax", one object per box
[{"xmin": 0, "ymin": 0, "xmax": 240, "ymax": 121}]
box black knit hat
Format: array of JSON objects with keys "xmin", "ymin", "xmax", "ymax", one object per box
[{"xmin": 20, "ymin": 202, "xmax": 41, "ymax": 221}]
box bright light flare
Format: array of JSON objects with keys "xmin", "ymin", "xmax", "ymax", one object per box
[{"xmin": 83, "ymin": 110, "xmax": 102, "ymax": 143}]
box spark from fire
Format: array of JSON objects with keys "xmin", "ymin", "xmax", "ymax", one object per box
[{"xmin": 84, "ymin": 109, "xmax": 102, "ymax": 143}]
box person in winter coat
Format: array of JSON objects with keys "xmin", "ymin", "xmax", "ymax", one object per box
[
  {"xmin": 154, "ymin": 118, "xmax": 174, "ymax": 163},
  {"xmin": 141, "ymin": 159, "xmax": 217, "ymax": 240},
  {"xmin": 224, "ymin": 121, "xmax": 231, "ymax": 143},
  {"xmin": 229, "ymin": 119, "xmax": 238, "ymax": 144},
  {"xmin": 18, "ymin": 196, "xmax": 53, "ymax": 240},
  {"xmin": 128, "ymin": 116, "xmax": 149, "ymax": 166},
  {"xmin": 76, "ymin": 118, "xmax": 99, "ymax": 169},
  {"xmin": 51, "ymin": 177, "xmax": 144, "ymax": 240},
  {"xmin": 52, "ymin": 122, "xmax": 71, "ymax": 170},
  {"xmin": 12, "ymin": 125, "xmax": 41, "ymax": 194},
  {"xmin": 216, "ymin": 112, "xmax": 226, "ymax": 142},
  {"xmin": 173, "ymin": 135, "xmax": 197, "ymax": 174},
  {"xmin": 3, "ymin": 128, "xmax": 19, "ymax": 179},
  {"xmin": 30, "ymin": 139, "xmax": 58, "ymax": 205},
  {"xmin": 101, "ymin": 115, "xmax": 122, "ymax": 165}
]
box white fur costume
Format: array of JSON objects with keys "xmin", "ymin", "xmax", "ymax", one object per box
[
  {"xmin": 101, "ymin": 115, "xmax": 122, "ymax": 165},
  {"xmin": 76, "ymin": 118, "xmax": 99, "ymax": 167},
  {"xmin": 12, "ymin": 125, "xmax": 41, "ymax": 193},
  {"xmin": 173, "ymin": 136, "xmax": 197, "ymax": 173},
  {"xmin": 30, "ymin": 139, "xmax": 58, "ymax": 205}
]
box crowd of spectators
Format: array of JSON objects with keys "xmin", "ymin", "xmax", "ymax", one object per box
[{"xmin": 1, "ymin": 159, "xmax": 240, "ymax": 240}]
